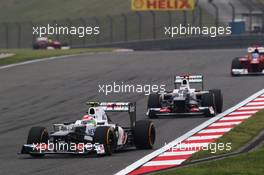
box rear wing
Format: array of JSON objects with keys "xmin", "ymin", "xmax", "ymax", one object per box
[
  {"xmin": 86, "ymin": 102, "xmax": 136, "ymax": 128},
  {"xmin": 174, "ymin": 75, "xmax": 204, "ymax": 89},
  {"xmin": 248, "ymin": 47, "xmax": 264, "ymax": 53}
]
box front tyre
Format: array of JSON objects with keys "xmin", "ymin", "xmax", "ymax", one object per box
[
  {"xmin": 27, "ymin": 126, "xmax": 49, "ymax": 157},
  {"xmin": 209, "ymin": 89, "xmax": 223, "ymax": 113},
  {"xmin": 201, "ymin": 93, "xmax": 215, "ymax": 117},
  {"xmin": 231, "ymin": 57, "xmax": 242, "ymax": 76},
  {"xmin": 93, "ymin": 126, "xmax": 116, "ymax": 156}
]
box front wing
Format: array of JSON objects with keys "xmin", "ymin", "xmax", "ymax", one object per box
[
  {"xmin": 20, "ymin": 143, "xmax": 106, "ymax": 155},
  {"xmin": 231, "ymin": 69, "xmax": 264, "ymax": 75},
  {"xmin": 146, "ymin": 107, "xmax": 215, "ymax": 117}
]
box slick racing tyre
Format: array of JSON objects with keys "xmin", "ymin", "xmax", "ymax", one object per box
[
  {"xmin": 93, "ymin": 126, "xmax": 116, "ymax": 156},
  {"xmin": 231, "ymin": 57, "xmax": 242, "ymax": 76},
  {"xmin": 27, "ymin": 126, "xmax": 49, "ymax": 157},
  {"xmin": 147, "ymin": 93, "xmax": 161, "ymax": 119},
  {"xmin": 134, "ymin": 120, "xmax": 155, "ymax": 149},
  {"xmin": 209, "ymin": 89, "xmax": 223, "ymax": 113},
  {"xmin": 201, "ymin": 93, "xmax": 215, "ymax": 117}
]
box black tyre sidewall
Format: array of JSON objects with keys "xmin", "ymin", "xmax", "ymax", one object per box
[
  {"xmin": 134, "ymin": 120, "xmax": 155, "ymax": 149},
  {"xmin": 93, "ymin": 126, "xmax": 115, "ymax": 156},
  {"xmin": 209, "ymin": 89, "xmax": 223, "ymax": 113},
  {"xmin": 27, "ymin": 126, "xmax": 49, "ymax": 157},
  {"xmin": 148, "ymin": 94, "xmax": 161, "ymax": 108},
  {"xmin": 201, "ymin": 93, "xmax": 215, "ymax": 117}
]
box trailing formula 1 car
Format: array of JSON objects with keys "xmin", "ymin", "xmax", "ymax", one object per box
[
  {"xmin": 147, "ymin": 75, "xmax": 223, "ymax": 118},
  {"xmin": 20, "ymin": 102, "xmax": 155, "ymax": 157},
  {"xmin": 231, "ymin": 46, "xmax": 264, "ymax": 76},
  {"xmin": 32, "ymin": 37, "xmax": 69, "ymax": 50}
]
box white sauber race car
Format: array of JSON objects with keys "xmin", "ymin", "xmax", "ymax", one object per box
[
  {"xmin": 20, "ymin": 102, "xmax": 155, "ymax": 157},
  {"xmin": 146, "ymin": 75, "xmax": 223, "ymax": 118}
]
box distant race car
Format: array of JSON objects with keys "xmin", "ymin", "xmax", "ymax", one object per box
[
  {"xmin": 32, "ymin": 37, "xmax": 69, "ymax": 50},
  {"xmin": 231, "ymin": 46, "xmax": 264, "ymax": 76},
  {"xmin": 20, "ymin": 102, "xmax": 155, "ymax": 157},
  {"xmin": 146, "ymin": 75, "xmax": 223, "ymax": 118}
]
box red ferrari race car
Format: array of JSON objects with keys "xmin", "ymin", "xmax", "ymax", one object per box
[
  {"xmin": 33, "ymin": 37, "xmax": 69, "ymax": 50},
  {"xmin": 231, "ymin": 46, "xmax": 264, "ymax": 76}
]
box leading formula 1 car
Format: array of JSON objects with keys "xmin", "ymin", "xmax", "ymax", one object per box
[
  {"xmin": 20, "ymin": 102, "xmax": 155, "ymax": 157},
  {"xmin": 146, "ymin": 75, "xmax": 223, "ymax": 118},
  {"xmin": 231, "ymin": 46, "xmax": 264, "ymax": 76}
]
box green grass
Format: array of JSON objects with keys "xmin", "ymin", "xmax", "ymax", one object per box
[
  {"xmin": 0, "ymin": 48, "xmax": 112, "ymax": 66},
  {"xmin": 188, "ymin": 110, "xmax": 264, "ymax": 161},
  {"xmin": 156, "ymin": 110, "xmax": 264, "ymax": 175},
  {"xmin": 0, "ymin": 1, "xmax": 217, "ymax": 48},
  {"xmin": 0, "ymin": 0, "xmax": 130, "ymax": 22},
  {"xmin": 156, "ymin": 144, "xmax": 264, "ymax": 175}
]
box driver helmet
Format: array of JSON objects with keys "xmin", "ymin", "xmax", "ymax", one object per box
[
  {"xmin": 81, "ymin": 115, "xmax": 96, "ymax": 125},
  {"xmin": 252, "ymin": 52, "xmax": 259, "ymax": 59}
]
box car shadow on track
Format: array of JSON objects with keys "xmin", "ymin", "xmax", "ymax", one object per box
[
  {"xmin": 18, "ymin": 148, "xmax": 138, "ymax": 159},
  {"xmin": 149, "ymin": 115, "xmax": 209, "ymax": 120}
]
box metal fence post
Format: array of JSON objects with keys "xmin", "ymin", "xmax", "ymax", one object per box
[
  {"xmin": 17, "ymin": 22, "xmax": 21, "ymax": 48},
  {"xmin": 135, "ymin": 12, "xmax": 142, "ymax": 40},
  {"xmin": 107, "ymin": 16, "xmax": 113, "ymax": 42},
  {"xmin": 167, "ymin": 11, "xmax": 172, "ymax": 27},
  {"xmin": 229, "ymin": 2, "xmax": 235, "ymax": 22},
  {"xmin": 209, "ymin": 1, "xmax": 219, "ymax": 27},
  {"xmin": 66, "ymin": 19, "xmax": 73, "ymax": 46},
  {"xmin": 262, "ymin": 10, "xmax": 264, "ymax": 33},
  {"xmin": 31, "ymin": 21, "xmax": 35, "ymax": 48},
  {"xmin": 198, "ymin": 5, "xmax": 203, "ymax": 28},
  {"xmin": 53, "ymin": 20, "xmax": 58, "ymax": 40},
  {"xmin": 183, "ymin": 11, "xmax": 187, "ymax": 26},
  {"xmin": 150, "ymin": 11, "xmax": 156, "ymax": 39},
  {"xmin": 121, "ymin": 13, "xmax": 128, "ymax": 41},
  {"xmin": 93, "ymin": 17, "xmax": 100, "ymax": 43},
  {"xmin": 80, "ymin": 18, "xmax": 86, "ymax": 47},
  {"xmin": 5, "ymin": 23, "xmax": 9, "ymax": 49}
]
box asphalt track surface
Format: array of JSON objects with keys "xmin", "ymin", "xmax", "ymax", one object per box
[{"xmin": 0, "ymin": 49, "xmax": 263, "ymax": 175}]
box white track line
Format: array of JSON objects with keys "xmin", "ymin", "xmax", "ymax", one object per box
[
  {"xmin": 247, "ymin": 102, "xmax": 264, "ymax": 106},
  {"xmin": 187, "ymin": 135, "xmax": 222, "ymax": 141},
  {"xmin": 0, "ymin": 54, "xmax": 84, "ymax": 70},
  {"xmin": 0, "ymin": 52, "xmax": 111, "ymax": 70},
  {"xmin": 198, "ymin": 128, "xmax": 232, "ymax": 133},
  {"xmin": 159, "ymin": 151, "xmax": 196, "ymax": 156},
  {"xmin": 228, "ymin": 111, "xmax": 258, "ymax": 115},
  {"xmin": 253, "ymin": 98, "xmax": 264, "ymax": 102},
  {"xmin": 143, "ymin": 160, "xmax": 186, "ymax": 166},
  {"xmin": 239, "ymin": 106, "xmax": 264, "ymax": 110},
  {"xmin": 220, "ymin": 116, "xmax": 251, "ymax": 121},
  {"xmin": 210, "ymin": 121, "xmax": 242, "ymax": 126}
]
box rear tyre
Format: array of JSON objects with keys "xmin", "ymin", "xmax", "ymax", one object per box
[
  {"xmin": 93, "ymin": 126, "xmax": 116, "ymax": 156},
  {"xmin": 147, "ymin": 94, "xmax": 161, "ymax": 119},
  {"xmin": 231, "ymin": 57, "xmax": 242, "ymax": 76},
  {"xmin": 209, "ymin": 89, "xmax": 223, "ymax": 113},
  {"xmin": 134, "ymin": 120, "xmax": 155, "ymax": 149},
  {"xmin": 27, "ymin": 126, "xmax": 49, "ymax": 157},
  {"xmin": 201, "ymin": 93, "xmax": 215, "ymax": 117},
  {"xmin": 32, "ymin": 43, "xmax": 39, "ymax": 50}
]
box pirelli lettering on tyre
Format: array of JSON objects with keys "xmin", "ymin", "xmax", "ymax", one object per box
[{"xmin": 131, "ymin": 0, "xmax": 195, "ymax": 11}]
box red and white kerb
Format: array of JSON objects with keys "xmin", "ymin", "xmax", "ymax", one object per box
[{"xmin": 129, "ymin": 94, "xmax": 264, "ymax": 175}]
